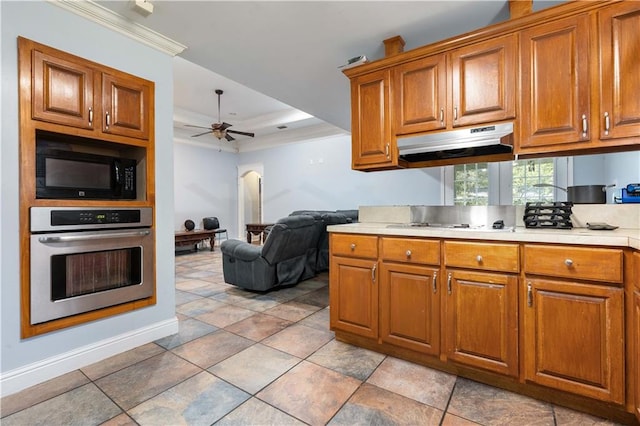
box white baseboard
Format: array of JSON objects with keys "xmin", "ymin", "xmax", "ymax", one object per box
[{"xmin": 0, "ymin": 317, "xmax": 179, "ymax": 397}]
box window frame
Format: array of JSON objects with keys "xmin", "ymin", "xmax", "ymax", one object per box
[{"xmin": 443, "ymin": 157, "xmax": 572, "ymax": 205}]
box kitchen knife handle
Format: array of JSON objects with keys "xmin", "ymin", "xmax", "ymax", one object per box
[
  {"xmin": 527, "ymin": 282, "xmax": 533, "ymax": 307},
  {"xmin": 604, "ymin": 112, "xmax": 610, "ymax": 136}
]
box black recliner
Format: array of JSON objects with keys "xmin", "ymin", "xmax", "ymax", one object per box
[{"xmin": 220, "ymin": 215, "xmax": 321, "ymax": 291}]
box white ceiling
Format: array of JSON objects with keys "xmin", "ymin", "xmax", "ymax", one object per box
[{"xmin": 92, "ymin": 0, "xmax": 564, "ymax": 151}]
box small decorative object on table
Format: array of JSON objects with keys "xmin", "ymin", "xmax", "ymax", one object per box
[{"xmin": 184, "ymin": 219, "xmax": 195, "ymax": 231}]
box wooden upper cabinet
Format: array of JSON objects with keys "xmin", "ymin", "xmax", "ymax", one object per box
[
  {"xmin": 32, "ymin": 49, "xmax": 95, "ymax": 130},
  {"xmin": 350, "ymin": 69, "xmax": 398, "ymax": 170},
  {"xmin": 450, "ymin": 34, "xmax": 517, "ymax": 128},
  {"xmin": 393, "ymin": 54, "xmax": 447, "ymax": 135},
  {"xmin": 519, "ymin": 14, "xmax": 591, "ymax": 152},
  {"xmin": 24, "ymin": 37, "xmax": 152, "ymax": 143},
  {"xmin": 597, "ymin": 2, "xmax": 640, "ymax": 142},
  {"xmin": 102, "ymin": 73, "xmax": 151, "ymax": 140}
]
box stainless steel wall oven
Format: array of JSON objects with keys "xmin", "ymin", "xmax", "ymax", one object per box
[{"xmin": 30, "ymin": 207, "xmax": 153, "ymax": 325}]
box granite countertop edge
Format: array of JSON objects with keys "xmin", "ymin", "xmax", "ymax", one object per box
[{"xmin": 327, "ymin": 222, "xmax": 640, "ymax": 250}]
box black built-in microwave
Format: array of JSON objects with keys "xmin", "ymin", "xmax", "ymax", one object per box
[{"xmin": 36, "ymin": 148, "xmax": 136, "ymax": 200}]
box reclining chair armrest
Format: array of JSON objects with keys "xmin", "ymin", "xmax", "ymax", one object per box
[{"xmin": 221, "ymin": 240, "xmax": 262, "ymax": 261}]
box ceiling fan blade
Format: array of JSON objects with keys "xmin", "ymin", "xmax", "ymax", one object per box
[
  {"xmin": 227, "ymin": 129, "xmax": 255, "ymax": 138},
  {"xmin": 225, "ymin": 133, "xmax": 236, "ymax": 142},
  {"xmin": 191, "ymin": 130, "xmax": 214, "ymax": 137},
  {"xmin": 185, "ymin": 124, "xmax": 212, "ymax": 130},
  {"xmin": 220, "ymin": 122, "xmax": 233, "ymax": 130}
]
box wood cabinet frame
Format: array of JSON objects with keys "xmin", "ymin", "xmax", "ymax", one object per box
[{"xmin": 17, "ymin": 37, "xmax": 156, "ymax": 337}]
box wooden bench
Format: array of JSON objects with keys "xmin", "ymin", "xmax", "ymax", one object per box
[{"xmin": 175, "ymin": 229, "xmax": 216, "ymax": 252}]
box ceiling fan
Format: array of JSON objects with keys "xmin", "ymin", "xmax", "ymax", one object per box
[{"xmin": 186, "ymin": 89, "xmax": 255, "ymax": 142}]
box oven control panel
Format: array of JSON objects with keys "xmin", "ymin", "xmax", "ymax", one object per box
[
  {"xmin": 31, "ymin": 207, "xmax": 153, "ymax": 232},
  {"xmin": 51, "ymin": 209, "xmax": 141, "ymax": 226}
]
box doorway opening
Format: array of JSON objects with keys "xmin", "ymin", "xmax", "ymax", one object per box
[{"xmin": 237, "ymin": 163, "xmax": 264, "ymax": 242}]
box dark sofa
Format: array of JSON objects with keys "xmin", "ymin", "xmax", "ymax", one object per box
[{"xmin": 221, "ymin": 209, "xmax": 358, "ymax": 291}]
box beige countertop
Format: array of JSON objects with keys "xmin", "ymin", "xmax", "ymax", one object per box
[{"xmin": 327, "ymin": 222, "xmax": 640, "ymax": 250}]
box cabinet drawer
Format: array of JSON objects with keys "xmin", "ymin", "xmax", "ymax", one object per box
[
  {"xmin": 524, "ymin": 245, "xmax": 623, "ymax": 284},
  {"xmin": 444, "ymin": 241, "xmax": 519, "ymax": 273},
  {"xmin": 331, "ymin": 233, "xmax": 378, "ymax": 259},
  {"xmin": 381, "ymin": 237, "xmax": 440, "ymax": 265}
]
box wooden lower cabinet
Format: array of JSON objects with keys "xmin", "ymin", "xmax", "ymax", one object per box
[
  {"xmin": 635, "ymin": 289, "xmax": 640, "ymax": 421},
  {"xmin": 444, "ymin": 269, "xmax": 518, "ymax": 377},
  {"xmin": 523, "ymin": 278, "xmax": 625, "ymax": 404},
  {"xmin": 380, "ymin": 263, "xmax": 440, "ymax": 355},
  {"xmin": 329, "ymin": 255, "xmax": 379, "ymax": 339}
]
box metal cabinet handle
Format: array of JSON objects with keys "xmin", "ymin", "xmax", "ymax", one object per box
[
  {"xmin": 371, "ymin": 263, "xmax": 377, "ymax": 282},
  {"xmin": 406, "ymin": 249, "xmax": 412, "ymax": 258},
  {"xmin": 432, "ymin": 271, "xmax": 438, "ymax": 294},
  {"xmin": 564, "ymin": 259, "xmax": 574, "ymax": 267},
  {"xmin": 476, "ymin": 255, "xmax": 483, "ymax": 263},
  {"xmin": 105, "ymin": 111, "xmax": 111, "ymax": 129},
  {"xmin": 581, "ymin": 114, "xmax": 587, "ymax": 137},
  {"xmin": 453, "ymin": 107, "xmax": 458, "ymax": 121},
  {"xmin": 88, "ymin": 107, "xmax": 93, "ymax": 125},
  {"xmin": 447, "ymin": 272, "xmax": 452, "ymax": 295},
  {"xmin": 385, "ymin": 143, "xmax": 390, "ymax": 159},
  {"xmin": 350, "ymin": 243, "xmax": 356, "ymax": 251},
  {"xmin": 604, "ymin": 112, "xmax": 610, "ymax": 136},
  {"xmin": 527, "ymin": 282, "xmax": 533, "ymax": 307},
  {"xmin": 440, "ymin": 108, "xmax": 444, "ymax": 124}
]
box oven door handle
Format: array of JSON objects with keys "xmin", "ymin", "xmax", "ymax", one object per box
[{"xmin": 38, "ymin": 229, "xmax": 151, "ymax": 243}]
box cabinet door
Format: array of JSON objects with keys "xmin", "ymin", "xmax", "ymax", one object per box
[
  {"xmin": 444, "ymin": 270, "xmax": 518, "ymax": 377},
  {"xmin": 350, "ymin": 69, "xmax": 396, "ymax": 169},
  {"xmin": 635, "ymin": 290, "xmax": 640, "ymax": 422},
  {"xmin": 450, "ymin": 34, "xmax": 517, "ymax": 128},
  {"xmin": 102, "ymin": 73, "xmax": 151, "ymax": 140},
  {"xmin": 519, "ymin": 14, "xmax": 591, "ymax": 152},
  {"xmin": 380, "ymin": 263, "xmax": 440, "ymax": 355},
  {"xmin": 329, "ymin": 256, "xmax": 378, "ymax": 338},
  {"xmin": 393, "ymin": 54, "xmax": 447, "ymax": 135},
  {"xmin": 598, "ymin": 2, "xmax": 640, "ymax": 141},
  {"xmin": 32, "ymin": 49, "xmax": 95, "ymax": 129},
  {"xmin": 523, "ymin": 278, "xmax": 624, "ymax": 404}
]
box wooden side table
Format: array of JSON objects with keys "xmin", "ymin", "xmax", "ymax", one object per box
[
  {"xmin": 175, "ymin": 229, "xmax": 216, "ymax": 251},
  {"xmin": 245, "ymin": 223, "xmax": 274, "ymax": 244}
]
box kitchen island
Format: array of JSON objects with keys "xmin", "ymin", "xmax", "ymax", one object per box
[{"xmin": 327, "ymin": 205, "xmax": 640, "ymax": 424}]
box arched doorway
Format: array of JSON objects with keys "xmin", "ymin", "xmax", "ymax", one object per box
[{"xmin": 237, "ymin": 163, "xmax": 264, "ymax": 240}]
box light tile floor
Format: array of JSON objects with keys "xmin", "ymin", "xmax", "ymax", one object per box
[{"xmin": 1, "ymin": 249, "xmax": 625, "ymax": 425}]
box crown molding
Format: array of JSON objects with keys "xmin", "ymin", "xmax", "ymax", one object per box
[{"xmin": 47, "ymin": 0, "xmax": 187, "ymax": 56}]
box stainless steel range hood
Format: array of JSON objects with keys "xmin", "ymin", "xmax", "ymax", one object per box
[{"xmin": 397, "ymin": 122, "xmax": 514, "ymax": 162}]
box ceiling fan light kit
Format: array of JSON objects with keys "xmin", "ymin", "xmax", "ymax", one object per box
[{"xmin": 186, "ymin": 89, "xmax": 255, "ymax": 142}]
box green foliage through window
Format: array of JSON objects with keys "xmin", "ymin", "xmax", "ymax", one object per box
[
  {"xmin": 453, "ymin": 163, "xmax": 488, "ymax": 205},
  {"xmin": 512, "ymin": 159, "xmax": 555, "ymax": 205}
]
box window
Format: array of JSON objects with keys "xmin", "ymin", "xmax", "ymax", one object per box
[
  {"xmin": 453, "ymin": 163, "xmax": 489, "ymax": 205},
  {"xmin": 444, "ymin": 158, "xmax": 569, "ymax": 205},
  {"xmin": 511, "ymin": 159, "xmax": 555, "ymax": 205}
]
